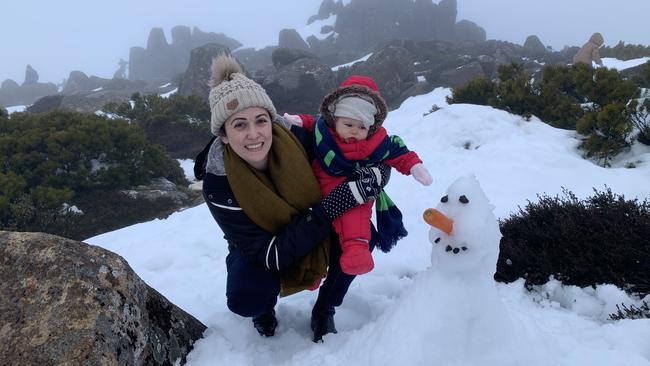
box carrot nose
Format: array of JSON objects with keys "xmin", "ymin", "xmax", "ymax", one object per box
[{"xmin": 423, "ymin": 208, "xmax": 453, "ymax": 235}]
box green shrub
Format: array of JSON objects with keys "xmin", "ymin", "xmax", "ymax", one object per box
[
  {"xmin": 0, "ymin": 110, "xmax": 187, "ymax": 232},
  {"xmin": 495, "ymin": 188, "xmax": 650, "ymax": 297},
  {"xmin": 600, "ymin": 41, "xmax": 650, "ymax": 61},
  {"xmin": 103, "ymin": 93, "xmax": 212, "ymax": 158},
  {"xmin": 446, "ymin": 76, "xmax": 495, "ymax": 105},
  {"xmin": 449, "ymin": 63, "xmax": 643, "ymax": 164}
]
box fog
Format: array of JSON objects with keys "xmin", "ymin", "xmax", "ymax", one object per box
[{"xmin": 2, "ymin": 0, "xmax": 648, "ymax": 85}]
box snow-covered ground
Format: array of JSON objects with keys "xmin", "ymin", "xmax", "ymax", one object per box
[
  {"xmin": 601, "ymin": 57, "xmax": 650, "ymax": 70},
  {"xmin": 87, "ymin": 88, "xmax": 650, "ymax": 365}
]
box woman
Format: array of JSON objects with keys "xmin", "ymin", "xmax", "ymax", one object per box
[{"xmin": 196, "ymin": 54, "xmax": 390, "ymax": 342}]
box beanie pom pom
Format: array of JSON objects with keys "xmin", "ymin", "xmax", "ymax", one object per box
[{"xmin": 210, "ymin": 54, "xmax": 243, "ymax": 88}]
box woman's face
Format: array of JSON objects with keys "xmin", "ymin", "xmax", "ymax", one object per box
[{"xmin": 220, "ymin": 107, "xmax": 273, "ymax": 170}]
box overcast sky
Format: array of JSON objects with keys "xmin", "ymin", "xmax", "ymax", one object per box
[{"xmin": 2, "ymin": 0, "xmax": 649, "ymax": 85}]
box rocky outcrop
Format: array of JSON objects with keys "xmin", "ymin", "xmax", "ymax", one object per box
[
  {"xmin": 257, "ymin": 57, "xmax": 336, "ymax": 114},
  {"xmin": 435, "ymin": 0, "xmax": 458, "ymax": 41},
  {"xmin": 278, "ymin": 29, "xmax": 309, "ymax": 50},
  {"xmin": 233, "ymin": 46, "xmax": 276, "ymax": 74},
  {"xmin": 343, "ymin": 45, "xmax": 417, "ymax": 108},
  {"xmin": 524, "ymin": 35, "xmax": 547, "ymax": 59},
  {"xmin": 0, "ymin": 231, "xmax": 206, "ymax": 365},
  {"xmin": 439, "ymin": 61, "xmax": 486, "ymax": 87},
  {"xmin": 178, "ymin": 43, "xmax": 231, "ymax": 102},
  {"xmin": 455, "ymin": 20, "xmax": 486, "ymax": 42},
  {"xmin": 128, "ymin": 26, "xmax": 242, "ymax": 82},
  {"xmin": 0, "ymin": 79, "xmax": 58, "ymax": 108},
  {"xmin": 24, "ymin": 64, "xmax": 39, "ymax": 85},
  {"xmin": 63, "ymin": 70, "xmax": 110, "ymax": 94},
  {"xmin": 307, "ymin": 0, "xmax": 339, "ymax": 24},
  {"xmin": 28, "ymin": 79, "xmax": 173, "ymax": 114},
  {"xmin": 271, "ymin": 47, "xmax": 318, "ymax": 69}
]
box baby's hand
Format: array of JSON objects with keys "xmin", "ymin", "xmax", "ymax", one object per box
[
  {"xmin": 282, "ymin": 113, "xmax": 303, "ymax": 127},
  {"xmin": 410, "ymin": 163, "xmax": 432, "ymax": 186}
]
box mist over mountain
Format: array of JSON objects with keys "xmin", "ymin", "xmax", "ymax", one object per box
[{"xmin": 2, "ymin": 0, "xmax": 649, "ymax": 84}]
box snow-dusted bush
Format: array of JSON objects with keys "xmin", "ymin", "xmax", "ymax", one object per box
[{"xmin": 495, "ymin": 188, "xmax": 650, "ymax": 297}]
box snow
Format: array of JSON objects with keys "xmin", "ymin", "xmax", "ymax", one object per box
[
  {"xmin": 86, "ymin": 87, "xmax": 650, "ymax": 365},
  {"xmin": 177, "ymin": 159, "xmax": 196, "ymax": 182},
  {"xmin": 5, "ymin": 105, "xmax": 27, "ymax": 114},
  {"xmin": 601, "ymin": 57, "xmax": 650, "ymax": 70},
  {"xmin": 331, "ymin": 53, "xmax": 373, "ymax": 71},
  {"xmin": 160, "ymin": 88, "xmax": 177, "ymax": 99}
]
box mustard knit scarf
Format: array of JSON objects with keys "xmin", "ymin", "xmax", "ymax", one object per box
[{"xmin": 224, "ymin": 123, "xmax": 330, "ymax": 297}]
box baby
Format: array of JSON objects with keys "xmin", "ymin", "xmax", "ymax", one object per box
[{"xmin": 287, "ymin": 75, "xmax": 432, "ymax": 275}]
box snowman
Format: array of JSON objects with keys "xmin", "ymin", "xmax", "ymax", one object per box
[
  {"xmin": 354, "ymin": 176, "xmax": 537, "ymax": 365},
  {"xmin": 423, "ymin": 175, "xmax": 502, "ymax": 279}
]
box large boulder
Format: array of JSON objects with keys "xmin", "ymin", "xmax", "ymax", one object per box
[
  {"xmin": 307, "ymin": 0, "xmax": 338, "ymax": 24},
  {"xmin": 190, "ymin": 27, "xmax": 241, "ymax": 50},
  {"xmin": 438, "ymin": 61, "xmax": 486, "ymax": 88},
  {"xmin": 271, "ymin": 47, "xmax": 317, "ymax": 69},
  {"xmin": 233, "ymin": 46, "xmax": 276, "ymax": 73},
  {"xmin": 523, "ymin": 35, "xmax": 547, "ymax": 59},
  {"xmin": 278, "ymin": 28, "xmax": 310, "ymax": 50},
  {"xmin": 345, "ymin": 45, "xmax": 417, "ymax": 108},
  {"xmin": 63, "ymin": 70, "xmax": 110, "ymax": 94},
  {"xmin": 258, "ymin": 57, "xmax": 336, "ymax": 114},
  {"xmin": 0, "ymin": 231, "xmax": 206, "ymax": 365},
  {"xmin": 434, "ymin": 0, "xmax": 457, "ymax": 41},
  {"xmin": 455, "ymin": 20, "xmax": 486, "ymax": 42},
  {"xmin": 178, "ymin": 43, "xmax": 230, "ymax": 102},
  {"xmin": 24, "ymin": 64, "xmax": 39, "ymax": 85}
]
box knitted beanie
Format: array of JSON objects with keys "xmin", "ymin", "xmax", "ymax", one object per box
[
  {"xmin": 208, "ymin": 54, "xmax": 277, "ymax": 136},
  {"xmin": 333, "ymin": 96, "xmax": 377, "ymax": 129}
]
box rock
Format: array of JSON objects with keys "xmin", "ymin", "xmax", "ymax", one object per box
[
  {"xmin": 63, "ymin": 71, "xmax": 109, "ymax": 94},
  {"xmin": 190, "ymin": 27, "xmax": 242, "ymax": 51},
  {"xmin": 120, "ymin": 178, "xmax": 189, "ymax": 205},
  {"xmin": 2, "ymin": 79, "xmax": 20, "ymax": 90},
  {"xmin": 26, "ymin": 95, "xmax": 65, "ymax": 113},
  {"xmin": 24, "ymin": 64, "xmax": 39, "ymax": 85},
  {"xmin": 346, "ymin": 45, "xmax": 417, "ymax": 108},
  {"xmin": 434, "ymin": 0, "xmax": 457, "ymax": 41},
  {"xmin": 278, "ymin": 29, "xmax": 310, "ymax": 50},
  {"xmin": 307, "ymin": 0, "xmax": 338, "ymax": 24},
  {"xmin": 145, "ymin": 28, "xmax": 176, "ymax": 80},
  {"xmin": 233, "ymin": 46, "xmax": 276, "ymax": 73},
  {"xmin": 455, "ymin": 20, "xmax": 486, "ymax": 42},
  {"xmin": 128, "ymin": 47, "xmax": 148, "ymax": 81},
  {"xmin": 172, "ymin": 26, "xmax": 193, "ymax": 73},
  {"xmin": 438, "ymin": 61, "xmax": 486, "ymax": 88},
  {"xmin": 178, "ymin": 43, "xmax": 231, "ymax": 102},
  {"xmin": 0, "ymin": 231, "xmax": 206, "ymax": 365},
  {"xmin": 258, "ymin": 57, "xmax": 336, "ymax": 114},
  {"xmin": 113, "ymin": 58, "xmax": 128, "ymax": 80},
  {"xmin": 271, "ymin": 47, "xmax": 317, "ymax": 69},
  {"xmin": 523, "ymin": 35, "xmax": 547, "ymax": 59}
]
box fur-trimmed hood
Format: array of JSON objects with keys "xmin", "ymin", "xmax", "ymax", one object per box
[{"xmin": 320, "ymin": 76, "xmax": 388, "ymax": 137}]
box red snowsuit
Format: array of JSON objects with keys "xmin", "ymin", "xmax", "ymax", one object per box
[{"xmin": 299, "ymin": 114, "xmax": 422, "ymax": 273}]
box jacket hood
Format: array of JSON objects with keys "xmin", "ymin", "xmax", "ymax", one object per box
[{"xmin": 320, "ymin": 78, "xmax": 388, "ymax": 137}]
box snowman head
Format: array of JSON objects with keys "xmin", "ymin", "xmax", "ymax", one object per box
[{"xmin": 423, "ymin": 176, "xmax": 501, "ymax": 275}]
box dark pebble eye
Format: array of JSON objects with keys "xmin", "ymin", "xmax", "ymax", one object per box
[
  {"xmin": 459, "ymin": 195, "xmax": 469, "ymax": 204},
  {"xmin": 434, "ymin": 238, "xmax": 441, "ymax": 244},
  {"xmin": 441, "ymin": 195, "xmax": 448, "ymax": 203}
]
